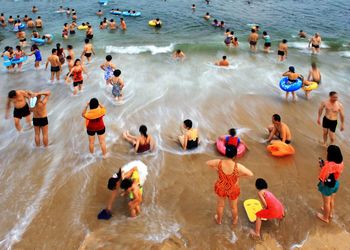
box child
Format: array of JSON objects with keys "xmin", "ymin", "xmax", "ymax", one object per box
[
  {"xmin": 178, "ymin": 119, "xmax": 199, "ymax": 150},
  {"xmin": 65, "ymin": 55, "xmax": 74, "ymax": 83},
  {"xmin": 250, "ymin": 178, "xmax": 285, "ymax": 238},
  {"xmin": 108, "ymin": 69, "xmax": 124, "ymax": 101},
  {"xmin": 14, "ymin": 45, "xmax": 25, "ymax": 71},
  {"xmin": 28, "ymin": 44, "xmax": 41, "ymax": 69},
  {"xmin": 224, "ymin": 128, "xmax": 241, "ymax": 147},
  {"xmin": 232, "ymin": 37, "xmax": 239, "ymax": 48},
  {"xmin": 100, "ymin": 55, "xmax": 116, "ymax": 83}
]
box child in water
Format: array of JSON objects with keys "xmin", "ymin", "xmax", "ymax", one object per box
[
  {"xmin": 250, "ymin": 178, "xmax": 285, "ymax": 238},
  {"xmin": 178, "ymin": 119, "xmax": 199, "ymax": 150},
  {"xmin": 100, "ymin": 55, "xmax": 116, "ymax": 83},
  {"xmin": 28, "ymin": 44, "xmax": 41, "ymax": 69},
  {"xmin": 108, "ymin": 69, "xmax": 124, "ymax": 101}
]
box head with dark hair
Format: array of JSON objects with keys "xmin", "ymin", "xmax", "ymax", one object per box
[
  {"xmin": 8, "ymin": 90, "xmax": 16, "ymax": 99},
  {"xmin": 289, "ymin": 66, "xmax": 295, "ymax": 73},
  {"xmin": 4, "ymin": 46, "xmax": 10, "ymax": 52},
  {"xmin": 107, "ymin": 169, "xmax": 121, "ymax": 190},
  {"xmin": 120, "ymin": 18, "xmax": 124, "ymax": 21},
  {"xmin": 311, "ymin": 62, "xmax": 316, "ymax": 69},
  {"xmin": 228, "ymin": 128, "xmax": 236, "ymax": 137},
  {"xmin": 66, "ymin": 55, "xmax": 72, "ymax": 60},
  {"xmin": 282, "ymin": 39, "xmax": 287, "ymax": 43},
  {"xmin": 156, "ymin": 18, "xmax": 160, "ymax": 21},
  {"xmin": 120, "ymin": 178, "xmax": 133, "ymax": 190},
  {"xmin": 31, "ymin": 44, "xmax": 38, "ymax": 51},
  {"xmin": 183, "ymin": 119, "xmax": 192, "ymax": 129},
  {"xmin": 110, "ymin": 19, "xmax": 114, "ymax": 22},
  {"xmin": 16, "ymin": 45, "xmax": 21, "ymax": 51},
  {"xmin": 67, "ymin": 45, "xmax": 73, "ymax": 50},
  {"xmin": 113, "ymin": 69, "xmax": 121, "ymax": 77},
  {"xmin": 73, "ymin": 58, "xmax": 81, "ymax": 66},
  {"xmin": 176, "ymin": 49, "xmax": 181, "ymax": 54},
  {"xmin": 85, "ymin": 38, "xmax": 89, "ymax": 44},
  {"xmin": 263, "ymin": 31, "xmax": 267, "ymax": 35},
  {"xmin": 251, "ymin": 28, "xmax": 256, "ymax": 33},
  {"xmin": 255, "ymin": 178, "xmax": 268, "ymax": 190},
  {"xmin": 89, "ymin": 98, "xmax": 99, "ymax": 109},
  {"xmin": 329, "ymin": 91, "xmax": 338, "ymax": 102},
  {"xmin": 223, "ymin": 55, "xmax": 227, "ymax": 60},
  {"xmin": 139, "ymin": 125, "xmax": 148, "ymax": 137},
  {"xmin": 106, "ymin": 55, "xmax": 112, "ymax": 61},
  {"xmin": 52, "ymin": 48, "xmax": 57, "ymax": 54},
  {"xmin": 327, "ymin": 145, "xmax": 343, "ymax": 164},
  {"xmin": 225, "ymin": 145, "xmax": 237, "ymax": 158},
  {"xmin": 329, "ymin": 91, "xmax": 337, "ymax": 97},
  {"xmin": 300, "ymin": 30, "xmax": 303, "ymax": 32},
  {"xmin": 56, "ymin": 43, "xmax": 61, "ymax": 49},
  {"xmin": 272, "ymin": 114, "xmax": 281, "ymax": 123}
]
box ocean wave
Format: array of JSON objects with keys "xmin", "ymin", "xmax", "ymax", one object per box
[
  {"xmin": 288, "ymin": 42, "xmax": 330, "ymax": 49},
  {"xmin": 105, "ymin": 44, "xmax": 175, "ymax": 55}
]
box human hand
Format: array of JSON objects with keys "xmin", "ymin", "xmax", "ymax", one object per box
[
  {"xmin": 317, "ymin": 119, "xmax": 320, "ymax": 125},
  {"xmin": 340, "ymin": 124, "xmax": 344, "ymax": 131}
]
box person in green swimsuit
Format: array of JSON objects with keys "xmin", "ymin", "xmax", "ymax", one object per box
[{"xmin": 120, "ymin": 169, "xmax": 143, "ymax": 217}]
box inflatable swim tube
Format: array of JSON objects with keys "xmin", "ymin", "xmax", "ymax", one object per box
[
  {"xmin": 279, "ymin": 77, "xmax": 302, "ymax": 92},
  {"xmin": 148, "ymin": 20, "xmax": 161, "ymax": 27},
  {"xmin": 216, "ymin": 137, "xmax": 246, "ymax": 158},
  {"xmin": 3, "ymin": 56, "xmax": 28, "ymax": 67},
  {"xmin": 267, "ymin": 141, "xmax": 295, "ymax": 157},
  {"xmin": 99, "ymin": 0, "xmax": 108, "ymax": 4},
  {"xmin": 78, "ymin": 25, "xmax": 88, "ymax": 30},
  {"xmin": 122, "ymin": 11, "xmax": 141, "ymax": 17},
  {"xmin": 121, "ymin": 160, "xmax": 148, "ymax": 186},
  {"xmin": 110, "ymin": 11, "xmax": 122, "ymax": 15},
  {"xmin": 31, "ymin": 37, "xmax": 46, "ymax": 45},
  {"xmin": 303, "ymin": 81, "xmax": 318, "ymax": 91}
]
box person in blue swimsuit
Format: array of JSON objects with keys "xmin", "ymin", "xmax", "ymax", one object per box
[{"xmin": 28, "ymin": 44, "xmax": 42, "ymax": 69}]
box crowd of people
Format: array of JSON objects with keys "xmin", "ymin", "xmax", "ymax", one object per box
[{"xmin": 1, "ymin": 1, "xmax": 347, "ymax": 240}]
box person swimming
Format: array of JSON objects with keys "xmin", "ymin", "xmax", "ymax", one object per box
[
  {"xmin": 123, "ymin": 125, "xmax": 156, "ymax": 153},
  {"xmin": 215, "ymin": 55, "xmax": 229, "ymax": 67}
]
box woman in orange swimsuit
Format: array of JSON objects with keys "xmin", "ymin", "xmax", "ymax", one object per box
[
  {"xmin": 123, "ymin": 125, "xmax": 156, "ymax": 153},
  {"xmin": 66, "ymin": 59, "xmax": 87, "ymax": 95},
  {"xmin": 207, "ymin": 145, "xmax": 253, "ymax": 225}
]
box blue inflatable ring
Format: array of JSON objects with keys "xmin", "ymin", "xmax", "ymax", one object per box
[{"xmin": 279, "ymin": 77, "xmax": 302, "ymax": 92}]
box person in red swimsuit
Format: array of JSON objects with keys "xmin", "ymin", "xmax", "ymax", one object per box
[
  {"xmin": 123, "ymin": 125, "xmax": 156, "ymax": 153},
  {"xmin": 66, "ymin": 59, "xmax": 87, "ymax": 95},
  {"xmin": 82, "ymin": 98, "xmax": 107, "ymax": 158},
  {"xmin": 250, "ymin": 178, "xmax": 285, "ymax": 238},
  {"xmin": 207, "ymin": 145, "xmax": 253, "ymax": 225}
]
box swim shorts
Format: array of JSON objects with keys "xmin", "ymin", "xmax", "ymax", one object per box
[
  {"xmin": 87, "ymin": 127, "xmax": 105, "ymax": 136},
  {"xmin": 85, "ymin": 52, "xmax": 92, "ymax": 58},
  {"xmin": 322, "ymin": 116, "xmax": 337, "ymax": 133},
  {"xmin": 73, "ymin": 80, "xmax": 83, "ymax": 87},
  {"xmin": 318, "ymin": 181, "xmax": 339, "ymax": 197},
  {"xmin": 264, "ymin": 42, "xmax": 271, "ymax": 47},
  {"xmin": 250, "ymin": 41, "xmax": 257, "ymax": 46},
  {"xmin": 278, "ymin": 50, "xmax": 285, "ymax": 56},
  {"xmin": 33, "ymin": 117, "xmax": 48, "ymax": 127},
  {"xmin": 312, "ymin": 44, "xmax": 320, "ymax": 49},
  {"xmin": 51, "ymin": 66, "xmax": 60, "ymax": 72},
  {"xmin": 13, "ymin": 103, "xmax": 30, "ymax": 119}
]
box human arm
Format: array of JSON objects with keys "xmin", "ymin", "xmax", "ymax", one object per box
[
  {"xmin": 134, "ymin": 138, "xmax": 140, "ymax": 153},
  {"xmin": 81, "ymin": 101, "xmax": 89, "ymax": 118},
  {"xmin": 37, "ymin": 91, "xmax": 51, "ymax": 104},
  {"xmin": 45, "ymin": 59, "xmax": 49, "ymax": 70},
  {"xmin": 100, "ymin": 63, "xmax": 105, "ymax": 71},
  {"xmin": 92, "ymin": 47, "xmax": 96, "ymax": 56},
  {"xmin": 267, "ymin": 126, "xmax": 276, "ymax": 142},
  {"xmin": 106, "ymin": 189, "xmax": 118, "ymax": 212},
  {"xmin": 5, "ymin": 98, "xmax": 11, "ymax": 119},
  {"xmin": 66, "ymin": 67, "xmax": 74, "ymax": 83},
  {"xmin": 339, "ymin": 104, "xmax": 345, "ymax": 131},
  {"xmin": 206, "ymin": 159, "xmax": 220, "ymax": 170},
  {"xmin": 258, "ymin": 191, "xmax": 267, "ymax": 207},
  {"xmin": 282, "ymin": 71, "xmax": 289, "ymax": 77},
  {"xmin": 317, "ymin": 102, "xmax": 325, "ymax": 125},
  {"xmin": 237, "ymin": 164, "xmax": 254, "ymax": 177}
]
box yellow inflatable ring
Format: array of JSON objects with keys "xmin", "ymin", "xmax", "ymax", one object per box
[
  {"xmin": 303, "ymin": 81, "xmax": 318, "ymax": 91},
  {"xmin": 78, "ymin": 25, "xmax": 88, "ymax": 30},
  {"xmin": 148, "ymin": 20, "xmax": 161, "ymax": 27}
]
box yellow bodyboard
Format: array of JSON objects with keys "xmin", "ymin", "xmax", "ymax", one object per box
[{"xmin": 244, "ymin": 199, "xmax": 263, "ymax": 222}]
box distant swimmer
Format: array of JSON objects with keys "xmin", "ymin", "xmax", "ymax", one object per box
[
  {"xmin": 277, "ymin": 39, "xmax": 288, "ymax": 62},
  {"xmin": 27, "ymin": 18, "xmax": 34, "ymax": 28},
  {"xmin": 13, "ymin": 45, "xmax": 26, "ymax": 71},
  {"xmin": 107, "ymin": 69, "xmax": 124, "ymax": 101},
  {"xmin": 100, "ymin": 55, "xmax": 117, "ymax": 82},
  {"xmin": 66, "ymin": 8, "xmax": 71, "ymax": 15},
  {"xmin": 72, "ymin": 10, "xmax": 77, "ymax": 20},
  {"xmin": 32, "ymin": 6, "xmax": 38, "ymax": 13},
  {"xmin": 96, "ymin": 9, "xmax": 103, "ymax": 16},
  {"xmin": 232, "ymin": 37, "xmax": 239, "ymax": 48},
  {"xmin": 8, "ymin": 15, "xmax": 14, "ymax": 24},
  {"xmin": 192, "ymin": 4, "xmax": 196, "ymax": 12},
  {"xmin": 172, "ymin": 49, "xmax": 186, "ymax": 61},
  {"xmin": 23, "ymin": 15, "xmax": 29, "ymax": 23},
  {"xmin": 207, "ymin": 146, "xmax": 254, "ymax": 225},
  {"xmin": 86, "ymin": 25, "xmax": 94, "ymax": 39},
  {"xmin": 66, "ymin": 59, "xmax": 88, "ymax": 95},
  {"xmin": 178, "ymin": 119, "xmax": 199, "ymax": 150},
  {"xmin": 28, "ymin": 44, "xmax": 42, "ymax": 69},
  {"xmin": 205, "ymin": 0, "xmax": 210, "ymax": 4},
  {"xmin": 16, "ymin": 28, "xmax": 27, "ymax": 47},
  {"xmin": 155, "ymin": 18, "xmax": 162, "ymax": 28},
  {"xmin": 109, "ymin": 19, "xmax": 117, "ymax": 30},
  {"xmin": 123, "ymin": 125, "xmax": 156, "ymax": 153},
  {"xmin": 45, "ymin": 48, "xmax": 61, "ymax": 83},
  {"xmin": 224, "ymin": 31, "xmax": 234, "ymax": 47},
  {"xmin": 35, "ymin": 16, "xmax": 43, "ymax": 29},
  {"xmin": 250, "ymin": 178, "xmax": 285, "ymax": 238},
  {"xmin": 317, "ymin": 91, "xmax": 344, "ymax": 146},
  {"xmin": 65, "ymin": 55, "xmax": 74, "ymax": 83},
  {"xmin": 82, "ymin": 98, "xmax": 107, "ymax": 157},
  {"xmin": 69, "ymin": 21, "xmax": 77, "ymax": 35},
  {"xmin": 62, "ymin": 23, "xmax": 69, "ymax": 39},
  {"xmin": 282, "ymin": 66, "xmax": 301, "ymax": 101},
  {"xmin": 299, "ymin": 30, "xmax": 307, "ymax": 38},
  {"xmin": 5, "ymin": 90, "xmax": 32, "ymax": 131},
  {"xmin": 58, "ymin": 6, "xmax": 64, "ymax": 12},
  {"xmin": 262, "ymin": 31, "xmax": 271, "ymax": 53},
  {"xmin": 204, "ymin": 12, "xmax": 211, "ymax": 20},
  {"xmin": 67, "ymin": 44, "xmax": 75, "ymax": 60},
  {"xmin": 308, "ymin": 62, "xmax": 321, "ymax": 84},
  {"xmin": 81, "ymin": 38, "xmax": 95, "ymax": 63},
  {"xmin": 56, "ymin": 43, "xmax": 66, "ymax": 66},
  {"xmin": 267, "ymin": 114, "xmax": 292, "ymax": 144},
  {"xmin": 248, "ymin": 28, "xmax": 259, "ymax": 52},
  {"xmin": 30, "ymin": 91, "xmax": 50, "ymax": 147},
  {"xmin": 120, "ymin": 18, "xmax": 126, "ymax": 30},
  {"xmin": 215, "ymin": 55, "xmax": 229, "ymax": 67},
  {"xmin": 220, "ymin": 21, "xmax": 225, "ymax": 28},
  {"xmin": 309, "ymin": 33, "xmax": 322, "ymax": 54}
]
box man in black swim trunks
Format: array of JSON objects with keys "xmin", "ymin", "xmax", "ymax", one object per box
[
  {"xmin": 317, "ymin": 91, "xmax": 345, "ymax": 146},
  {"xmin": 30, "ymin": 91, "xmax": 50, "ymax": 147},
  {"xmin": 248, "ymin": 28, "xmax": 259, "ymax": 52},
  {"xmin": 5, "ymin": 90, "xmax": 32, "ymax": 131},
  {"xmin": 45, "ymin": 48, "xmax": 61, "ymax": 83},
  {"xmin": 309, "ymin": 33, "xmax": 321, "ymax": 54}
]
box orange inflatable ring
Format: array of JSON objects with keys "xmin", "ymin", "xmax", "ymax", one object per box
[{"xmin": 267, "ymin": 141, "xmax": 295, "ymax": 157}]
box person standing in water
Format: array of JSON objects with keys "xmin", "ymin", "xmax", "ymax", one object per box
[
  {"xmin": 277, "ymin": 39, "xmax": 288, "ymax": 62},
  {"xmin": 282, "ymin": 66, "xmax": 301, "ymax": 101},
  {"xmin": 120, "ymin": 18, "xmax": 126, "ymax": 30},
  {"xmin": 178, "ymin": 119, "xmax": 199, "ymax": 150},
  {"xmin": 299, "ymin": 30, "xmax": 307, "ymax": 38},
  {"xmin": 250, "ymin": 178, "xmax": 285, "ymax": 238},
  {"xmin": 317, "ymin": 145, "xmax": 344, "ymax": 223},
  {"xmin": 108, "ymin": 69, "xmax": 124, "ymax": 101},
  {"xmin": 123, "ymin": 125, "xmax": 156, "ymax": 153},
  {"xmin": 82, "ymin": 98, "xmax": 107, "ymax": 158},
  {"xmin": 81, "ymin": 38, "xmax": 95, "ymax": 63},
  {"xmin": 66, "ymin": 59, "xmax": 88, "ymax": 95},
  {"xmin": 34, "ymin": 16, "xmax": 42, "ymax": 28},
  {"xmin": 86, "ymin": 25, "xmax": 94, "ymax": 39},
  {"xmin": 30, "ymin": 91, "xmax": 50, "ymax": 147},
  {"xmin": 262, "ymin": 31, "xmax": 271, "ymax": 53},
  {"xmin": 207, "ymin": 146, "xmax": 254, "ymax": 225},
  {"xmin": 248, "ymin": 29, "xmax": 259, "ymax": 52},
  {"xmin": 100, "ymin": 55, "xmax": 116, "ymax": 83},
  {"xmin": 308, "ymin": 62, "xmax": 321, "ymax": 84},
  {"xmin": 5, "ymin": 90, "xmax": 32, "ymax": 131},
  {"xmin": 267, "ymin": 114, "xmax": 292, "ymax": 144},
  {"xmin": 28, "ymin": 44, "xmax": 42, "ymax": 69},
  {"xmin": 317, "ymin": 91, "xmax": 345, "ymax": 146},
  {"xmin": 215, "ymin": 55, "xmax": 229, "ymax": 66},
  {"xmin": 45, "ymin": 48, "xmax": 61, "ymax": 83},
  {"xmin": 309, "ymin": 33, "xmax": 322, "ymax": 54},
  {"xmin": 172, "ymin": 49, "xmax": 186, "ymax": 61}
]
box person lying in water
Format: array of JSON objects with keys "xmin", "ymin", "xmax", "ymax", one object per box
[
  {"xmin": 178, "ymin": 119, "xmax": 199, "ymax": 150},
  {"xmin": 172, "ymin": 49, "xmax": 186, "ymax": 61},
  {"xmin": 215, "ymin": 55, "xmax": 229, "ymax": 67},
  {"xmin": 123, "ymin": 125, "xmax": 156, "ymax": 153},
  {"xmin": 267, "ymin": 114, "xmax": 292, "ymax": 144}
]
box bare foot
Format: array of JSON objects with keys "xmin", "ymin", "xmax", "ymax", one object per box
[
  {"xmin": 317, "ymin": 212, "xmax": 329, "ymax": 223},
  {"xmin": 249, "ymin": 229, "xmax": 261, "ymax": 239},
  {"xmin": 320, "ymin": 207, "xmax": 333, "ymax": 218},
  {"xmin": 214, "ymin": 214, "xmax": 221, "ymax": 225}
]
